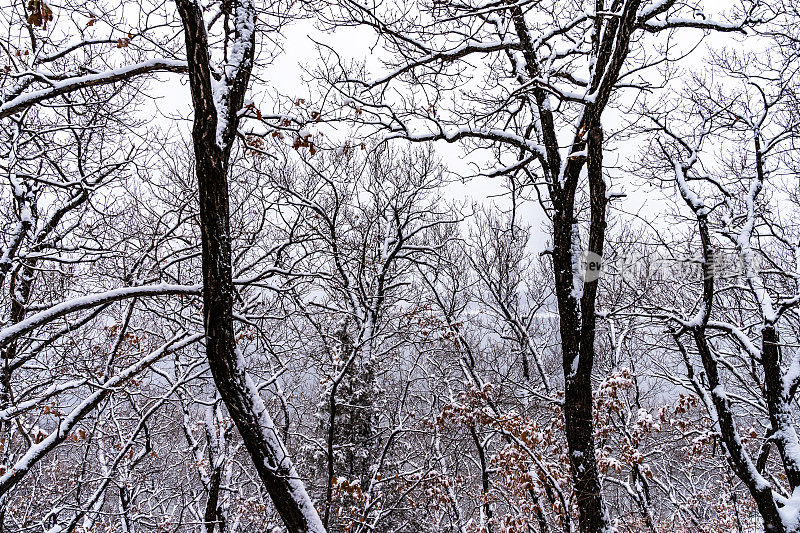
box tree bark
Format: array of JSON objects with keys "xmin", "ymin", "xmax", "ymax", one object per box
[{"xmin": 175, "ymin": 1, "xmax": 325, "ymax": 531}]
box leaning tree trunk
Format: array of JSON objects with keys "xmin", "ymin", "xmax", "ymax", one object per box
[{"xmin": 175, "ymin": 0, "xmax": 325, "ymax": 531}]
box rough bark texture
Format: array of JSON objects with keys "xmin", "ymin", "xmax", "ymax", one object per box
[
  {"xmin": 175, "ymin": 1, "xmax": 324, "ymax": 531},
  {"xmin": 681, "ymin": 183, "xmax": 785, "ymax": 532},
  {"xmin": 517, "ymin": 1, "xmax": 641, "ymax": 529},
  {"xmin": 203, "ymin": 467, "xmax": 223, "ymax": 533}
]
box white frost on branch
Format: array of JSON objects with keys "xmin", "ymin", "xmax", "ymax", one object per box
[
  {"xmin": 570, "ymin": 222, "xmax": 584, "ymax": 302},
  {"xmin": 0, "ymin": 283, "xmax": 201, "ymax": 349},
  {"xmin": 236, "ymin": 347, "xmax": 326, "ymax": 533},
  {"xmin": 211, "ymin": 0, "xmax": 255, "ymax": 148},
  {"xmin": 0, "ymin": 59, "xmax": 188, "ymax": 119},
  {"xmin": 0, "ymin": 332, "xmax": 202, "ymax": 495},
  {"xmin": 737, "ymin": 177, "xmax": 776, "ymax": 324},
  {"xmin": 779, "ymin": 486, "xmax": 800, "ymax": 531},
  {"xmin": 673, "ymin": 160, "xmax": 706, "ymax": 215}
]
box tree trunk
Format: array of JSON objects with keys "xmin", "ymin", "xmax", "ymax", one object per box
[{"xmin": 175, "ymin": 1, "xmax": 325, "ymax": 531}]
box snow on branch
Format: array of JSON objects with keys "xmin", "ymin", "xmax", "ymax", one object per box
[
  {"xmin": 0, "ymin": 283, "xmax": 201, "ymax": 349},
  {"xmin": 0, "ymin": 332, "xmax": 202, "ymax": 497},
  {"xmin": 0, "ymin": 59, "xmax": 188, "ymax": 119}
]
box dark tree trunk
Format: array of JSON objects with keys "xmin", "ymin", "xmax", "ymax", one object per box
[
  {"xmin": 175, "ymin": 1, "xmax": 324, "ymax": 531},
  {"xmin": 530, "ymin": 0, "xmax": 641, "ymax": 528},
  {"xmin": 551, "ymin": 127, "xmax": 608, "ymax": 533},
  {"xmin": 676, "ymin": 169, "xmax": 786, "ymax": 532},
  {"xmin": 203, "ymin": 467, "xmax": 223, "ymax": 533}
]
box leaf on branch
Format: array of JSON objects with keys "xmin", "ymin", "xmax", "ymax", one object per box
[
  {"xmin": 246, "ymin": 135, "xmax": 267, "ymax": 157},
  {"xmin": 293, "ymin": 132, "xmax": 316, "ymax": 156},
  {"xmin": 245, "ymin": 102, "xmax": 263, "ymax": 120},
  {"xmin": 26, "ymin": 0, "xmax": 53, "ymax": 30}
]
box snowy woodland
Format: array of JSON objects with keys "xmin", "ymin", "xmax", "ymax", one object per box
[{"xmin": 5, "ymin": 0, "xmax": 800, "ymax": 531}]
